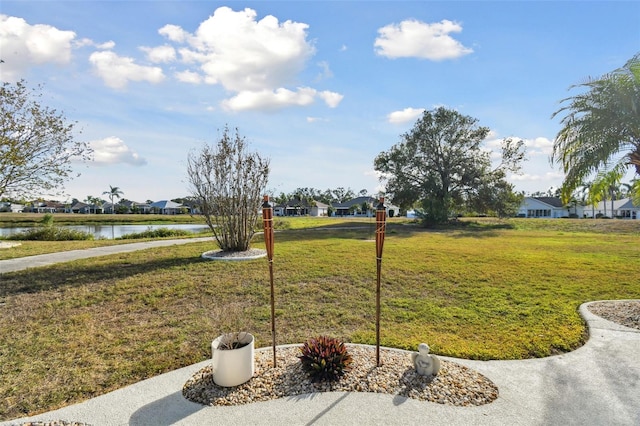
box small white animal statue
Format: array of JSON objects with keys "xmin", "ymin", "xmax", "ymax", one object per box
[{"xmin": 411, "ymin": 343, "xmax": 441, "ymax": 376}]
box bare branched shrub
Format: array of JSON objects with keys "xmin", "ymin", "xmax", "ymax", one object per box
[{"xmin": 187, "ymin": 126, "xmax": 270, "ymax": 252}]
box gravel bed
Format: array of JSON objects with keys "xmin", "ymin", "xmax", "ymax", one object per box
[
  {"xmin": 183, "ymin": 345, "xmax": 499, "ymax": 407},
  {"xmin": 587, "ymin": 300, "xmax": 640, "ymax": 330},
  {"xmin": 201, "ymin": 248, "xmax": 267, "ymax": 261}
]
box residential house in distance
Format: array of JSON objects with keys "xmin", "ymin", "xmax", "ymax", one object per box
[
  {"xmin": 272, "ymin": 196, "xmax": 397, "ymax": 217},
  {"xmin": 584, "ymin": 198, "xmax": 640, "ymax": 219},
  {"xmin": 332, "ymin": 196, "xmax": 399, "ymax": 217},
  {"xmin": 518, "ymin": 197, "xmax": 581, "ymax": 218},
  {"xmin": 102, "ymin": 200, "xmax": 152, "ymax": 214},
  {"xmin": 25, "ymin": 200, "xmax": 67, "ymax": 213},
  {"xmin": 149, "ymin": 200, "xmax": 185, "ymax": 215},
  {"xmin": 119, "ymin": 200, "xmax": 151, "ymax": 214},
  {"xmin": 275, "ymin": 198, "xmax": 330, "ymax": 217},
  {"xmin": 0, "ymin": 202, "xmax": 25, "ymax": 213},
  {"xmin": 70, "ymin": 201, "xmax": 104, "ymax": 214}
]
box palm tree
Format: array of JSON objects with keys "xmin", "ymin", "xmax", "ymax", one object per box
[
  {"xmin": 578, "ymin": 182, "xmax": 593, "ymax": 219},
  {"xmin": 551, "ymin": 53, "xmax": 640, "ymax": 203},
  {"xmin": 103, "ymin": 185, "xmax": 124, "ymax": 214}
]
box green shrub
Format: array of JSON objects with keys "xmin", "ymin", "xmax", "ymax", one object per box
[
  {"xmin": 298, "ymin": 336, "xmax": 353, "ymax": 382},
  {"xmin": 118, "ymin": 227, "xmax": 191, "ymax": 239},
  {"xmin": 41, "ymin": 214, "xmax": 55, "ymax": 227},
  {"xmin": 8, "ymin": 227, "xmax": 93, "ymax": 241}
]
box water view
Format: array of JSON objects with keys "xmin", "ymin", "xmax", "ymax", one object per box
[{"xmin": 0, "ymin": 224, "xmax": 210, "ymax": 240}]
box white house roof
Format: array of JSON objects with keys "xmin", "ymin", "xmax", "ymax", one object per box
[
  {"xmin": 592, "ymin": 198, "xmax": 639, "ymax": 210},
  {"xmin": 150, "ymin": 200, "xmax": 182, "ymax": 209}
]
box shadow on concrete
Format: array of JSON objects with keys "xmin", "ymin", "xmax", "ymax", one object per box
[{"xmin": 129, "ymin": 390, "xmax": 204, "ymax": 426}]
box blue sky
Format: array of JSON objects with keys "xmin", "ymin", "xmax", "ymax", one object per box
[{"xmin": 1, "ymin": 1, "xmax": 638, "ymax": 203}]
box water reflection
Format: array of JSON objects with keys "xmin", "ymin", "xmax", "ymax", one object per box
[{"xmin": 0, "ymin": 224, "xmax": 210, "ymax": 239}]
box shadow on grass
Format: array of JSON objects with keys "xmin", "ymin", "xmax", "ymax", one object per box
[{"xmin": 0, "ymin": 253, "xmax": 208, "ymax": 298}]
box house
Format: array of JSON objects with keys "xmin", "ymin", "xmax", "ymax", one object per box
[
  {"xmin": 332, "ymin": 196, "xmax": 377, "ymax": 217},
  {"xmin": 0, "ymin": 202, "xmax": 25, "ymax": 213},
  {"xmin": 149, "ymin": 200, "xmax": 184, "ymax": 215},
  {"xmin": 584, "ymin": 198, "xmax": 640, "ymax": 219},
  {"xmin": 518, "ymin": 197, "xmax": 580, "ymax": 218},
  {"xmin": 119, "ymin": 200, "xmax": 151, "ymax": 214},
  {"xmin": 27, "ymin": 200, "xmax": 66, "ymax": 213},
  {"xmin": 70, "ymin": 201, "xmax": 103, "ymax": 214},
  {"xmin": 275, "ymin": 198, "xmax": 329, "ymax": 217},
  {"xmin": 332, "ymin": 196, "xmax": 399, "ymax": 218},
  {"xmin": 102, "ymin": 202, "xmax": 117, "ymax": 214}
]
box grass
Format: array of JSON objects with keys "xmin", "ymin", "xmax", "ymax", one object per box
[{"xmin": 0, "ymin": 218, "xmax": 639, "ymax": 420}]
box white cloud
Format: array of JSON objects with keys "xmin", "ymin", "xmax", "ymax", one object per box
[
  {"xmin": 163, "ymin": 6, "xmax": 315, "ymax": 92},
  {"xmin": 175, "ymin": 70, "xmax": 202, "ymax": 84},
  {"xmin": 222, "ymin": 87, "xmax": 343, "ymax": 111},
  {"xmin": 73, "ymin": 38, "xmax": 115, "ymax": 50},
  {"xmin": 524, "ymin": 137, "xmax": 554, "ymax": 155},
  {"xmin": 221, "ymin": 87, "xmax": 316, "ymax": 111},
  {"xmin": 154, "ymin": 7, "xmax": 344, "ymax": 112},
  {"xmin": 0, "ymin": 14, "xmax": 76, "ymax": 81},
  {"xmin": 318, "ymin": 90, "xmax": 343, "ymax": 108},
  {"xmin": 74, "ymin": 38, "xmax": 94, "ymax": 48},
  {"xmin": 90, "ymin": 137, "xmax": 147, "ymax": 166},
  {"xmin": 485, "ymin": 135, "xmax": 554, "ymax": 156},
  {"xmin": 511, "ymin": 171, "xmax": 564, "ymax": 182},
  {"xmin": 96, "ymin": 40, "xmax": 115, "ymax": 50},
  {"xmin": 158, "ymin": 24, "xmax": 189, "ymax": 43},
  {"xmin": 387, "ymin": 107, "xmax": 425, "ymax": 124},
  {"xmin": 88, "ymin": 50, "xmax": 165, "ymax": 89},
  {"xmin": 140, "ymin": 44, "xmax": 176, "ymax": 63},
  {"xmin": 374, "ymin": 19, "xmax": 473, "ymax": 60},
  {"xmin": 316, "ymin": 60, "xmax": 333, "ymax": 80},
  {"xmin": 307, "ymin": 116, "xmax": 329, "ymax": 123}
]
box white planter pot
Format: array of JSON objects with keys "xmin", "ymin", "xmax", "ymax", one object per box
[{"xmin": 211, "ymin": 332, "xmax": 255, "ymax": 387}]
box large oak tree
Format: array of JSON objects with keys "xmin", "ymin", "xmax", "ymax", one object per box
[{"xmin": 374, "ymin": 107, "xmax": 524, "ymax": 224}]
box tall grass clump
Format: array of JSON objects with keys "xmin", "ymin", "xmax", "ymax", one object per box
[
  {"xmin": 7, "ymin": 214, "xmax": 93, "ymax": 241},
  {"xmin": 118, "ymin": 227, "xmax": 192, "ymax": 239}
]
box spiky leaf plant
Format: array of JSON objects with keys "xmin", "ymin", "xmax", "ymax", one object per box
[{"xmin": 298, "ymin": 336, "xmax": 353, "ymax": 382}]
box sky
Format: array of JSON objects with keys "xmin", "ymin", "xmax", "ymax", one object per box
[{"xmin": 1, "ymin": 1, "xmax": 639, "ymax": 203}]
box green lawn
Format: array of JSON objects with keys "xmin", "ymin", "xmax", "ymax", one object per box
[{"xmin": 0, "ymin": 218, "xmax": 639, "ymax": 420}]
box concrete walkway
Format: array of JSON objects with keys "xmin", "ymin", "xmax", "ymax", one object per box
[
  {"xmin": 0, "ymin": 237, "xmax": 213, "ymax": 273},
  {"xmin": 2, "ymin": 242, "xmax": 639, "ymax": 425}
]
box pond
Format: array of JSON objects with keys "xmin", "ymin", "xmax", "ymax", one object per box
[{"xmin": 0, "ymin": 224, "xmax": 210, "ymax": 240}]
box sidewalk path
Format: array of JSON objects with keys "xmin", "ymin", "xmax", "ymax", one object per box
[{"xmin": 0, "ymin": 237, "xmax": 212, "ymax": 274}]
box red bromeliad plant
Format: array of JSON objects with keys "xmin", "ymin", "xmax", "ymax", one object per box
[{"xmin": 298, "ymin": 336, "xmax": 353, "ymax": 382}]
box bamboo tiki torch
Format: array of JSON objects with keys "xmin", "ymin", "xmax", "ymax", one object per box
[
  {"xmin": 375, "ymin": 197, "xmax": 387, "ymax": 367},
  {"xmin": 262, "ymin": 195, "xmax": 277, "ymax": 367}
]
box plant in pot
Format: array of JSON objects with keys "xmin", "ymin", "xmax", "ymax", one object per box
[{"xmin": 210, "ymin": 303, "xmax": 255, "ymax": 387}]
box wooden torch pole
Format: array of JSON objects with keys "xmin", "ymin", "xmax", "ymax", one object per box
[
  {"xmin": 375, "ymin": 197, "xmax": 387, "ymax": 367},
  {"xmin": 262, "ymin": 195, "xmax": 277, "ymax": 367}
]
